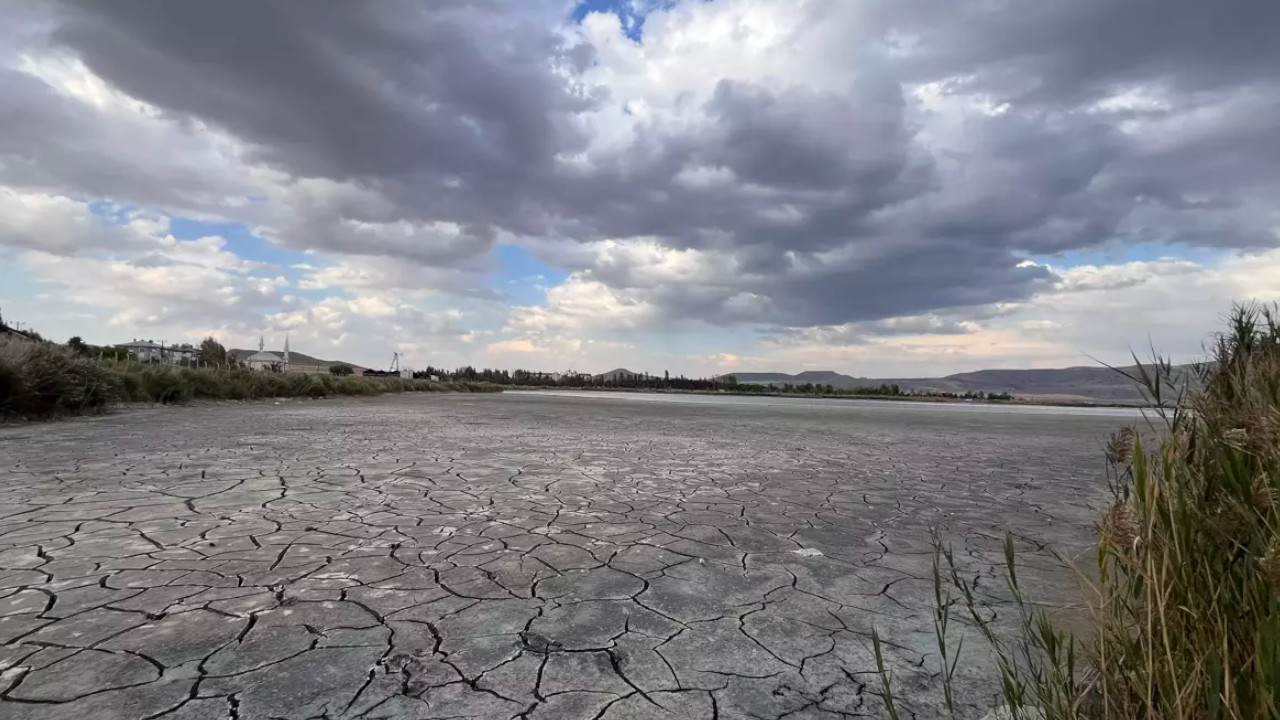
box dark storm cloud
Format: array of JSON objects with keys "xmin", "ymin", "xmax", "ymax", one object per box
[
  {"xmin": 768, "ymin": 245, "xmax": 1054, "ymax": 327},
  {"xmin": 704, "ymin": 79, "xmax": 913, "ymax": 193},
  {"xmin": 880, "ymin": 0, "xmax": 1280, "ymax": 104},
  {"xmin": 10, "ymin": 0, "xmax": 1279, "ymax": 329},
  {"xmin": 872, "ymin": 109, "xmax": 1136, "ymax": 255},
  {"xmin": 0, "ymin": 68, "xmax": 253, "ymax": 216},
  {"xmin": 51, "ymin": 0, "xmax": 592, "ymax": 183},
  {"xmin": 556, "ymin": 237, "xmax": 1052, "ymax": 329},
  {"xmin": 519, "ymin": 75, "xmax": 931, "ymax": 260}
]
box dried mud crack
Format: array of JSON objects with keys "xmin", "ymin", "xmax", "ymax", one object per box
[{"xmin": 0, "ymin": 393, "xmax": 1124, "ymax": 719}]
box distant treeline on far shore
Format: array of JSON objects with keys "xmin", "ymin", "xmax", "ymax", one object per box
[{"xmin": 412, "ymin": 366, "xmax": 1014, "ymax": 401}]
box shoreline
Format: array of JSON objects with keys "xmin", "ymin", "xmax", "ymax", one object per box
[
  {"xmin": 502, "ymin": 384, "xmax": 1148, "ymax": 409},
  {"xmin": 0, "ymin": 384, "xmax": 504, "ymax": 424}
]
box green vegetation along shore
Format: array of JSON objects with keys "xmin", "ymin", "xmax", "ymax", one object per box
[{"xmin": 0, "ymin": 336, "xmax": 500, "ymax": 420}]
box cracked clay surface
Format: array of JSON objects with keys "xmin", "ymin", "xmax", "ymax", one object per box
[{"xmin": 0, "ymin": 393, "xmax": 1127, "ymax": 719}]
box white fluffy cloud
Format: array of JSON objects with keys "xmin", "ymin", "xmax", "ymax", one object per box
[
  {"xmin": 0, "ymin": 189, "xmax": 163, "ymax": 254},
  {"xmin": 506, "ymin": 274, "xmax": 661, "ymax": 337},
  {"xmin": 0, "ymin": 188, "xmax": 283, "ymax": 335}
]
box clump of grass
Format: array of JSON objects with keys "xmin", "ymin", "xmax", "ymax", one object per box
[
  {"xmin": 131, "ymin": 364, "xmax": 194, "ymax": 404},
  {"xmin": 875, "ymin": 303, "xmax": 1280, "ymax": 720},
  {"xmin": 334, "ymin": 375, "xmax": 383, "ymax": 396},
  {"xmin": 288, "ymin": 373, "xmax": 327, "ymax": 398}
]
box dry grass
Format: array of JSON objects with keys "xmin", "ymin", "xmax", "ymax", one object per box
[{"xmin": 876, "ymin": 303, "xmax": 1280, "ymax": 720}]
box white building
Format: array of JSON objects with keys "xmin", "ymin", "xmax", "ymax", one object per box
[
  {"xmin": 245, "ymin": 351, "xmax": 285, "ymax": 371},
  {"xmin": 244, "ymin": 335, "xmax": 291, "ymax": 372}
]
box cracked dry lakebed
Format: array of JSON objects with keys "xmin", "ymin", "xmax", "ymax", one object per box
[{"xmin": 0, "ymin": 391, "xmax": 1139, "ymax": 719}]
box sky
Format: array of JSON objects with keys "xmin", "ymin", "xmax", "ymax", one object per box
[{"xmin": 0, "ymin": 0, "xmax": 1277, "ymax": 378}]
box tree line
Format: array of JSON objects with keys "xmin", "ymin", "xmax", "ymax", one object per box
[
  {"xmin": 406, "ymin": 366, "xmax": 1015, "ymax": 400},
  {"xmin": 411, "ymin": 366, "xmax": 731, "ymax": 391}
]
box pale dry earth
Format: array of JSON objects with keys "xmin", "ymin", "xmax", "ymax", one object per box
[{"xmin": 0, "ymin": 392, "xmax": 1132, "ymax": 719}]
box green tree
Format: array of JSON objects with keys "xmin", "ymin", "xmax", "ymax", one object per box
[
  {"xmin": 329, "ymin": 364, "xmax": 353, "ymax": 376},
  {"xmin": 66, "ymin": 336, "xmax": 89, "ymax": 355},
  {"xmin": 198, "ymin": 336, "xmax": 228, "ymax": 366}
]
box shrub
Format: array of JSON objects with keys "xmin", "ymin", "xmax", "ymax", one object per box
[
  {"xmin": 335, "ymin": 375, "xmax": 380, "ymax": 396},
  {"xmin": 257, "ymin": 372, "xmax": 291, "ymax": 398},
  {"xmin": 187, "ymin": 367, "xmax": 231, "ymax": 400},
  {"xmin": 288, "ymin": 373, "xmax": 328, "ymax": 398},
  {"xmin": 0, "ymin": 338, "xmax": 118, "ymax": 416},
  {"xmin": 317, "ymin": 374, "xmax": 339, "ymax": 394},
  {"xmin": 109, "ymin": 367, "xmax": 147, "ymax": 402},
  {"xmin": 134, "ymin": 365, "xmax": 193, "ymax": 404},
  {"xmin": 223, "ymin": 373, "xmax": 254, "ymax": 400}
]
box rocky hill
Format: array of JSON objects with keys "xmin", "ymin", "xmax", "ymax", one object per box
[
  {"xmin": 731, "ymin": 371, "xmax": 863, "ymax": 388},
  {"xmin": 593, "ymin": 368, "xmax": 643, "ymax": 382}
]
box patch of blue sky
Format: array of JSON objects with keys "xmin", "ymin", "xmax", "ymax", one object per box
[
  {"xmin": 167, "ymin": 217, "xmax": 312, "ymax": 271},
  {"xmin": 1031, "ymin": 242, "xmax": 1225, "ymax": 269},
  {"xmin": 84, "ymin": 200, "xmax": 311, "ymax": 274},
  {"xmin": 86, "ymin": 199, "xmax": 132, "ymax": 224},
  {"xmin": 494, "ymin": 243, "xmax": 570, "ymax": 305},
  {"xmin": 571, "ymin": 0, "xmax": 679, "ymax": 40},
  {"xmin": 82, "ymin": 203, "xmax": 328, "ymax": 306}
]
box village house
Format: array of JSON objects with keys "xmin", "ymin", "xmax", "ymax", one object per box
[{"xmin": 116, "ymin": 339, "xmax": 199, "ymax": 365}]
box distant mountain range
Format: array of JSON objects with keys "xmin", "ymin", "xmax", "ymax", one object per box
[{"xmin": 725, "ymin": 364, "xmax": 1197, "ymax": 402}]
